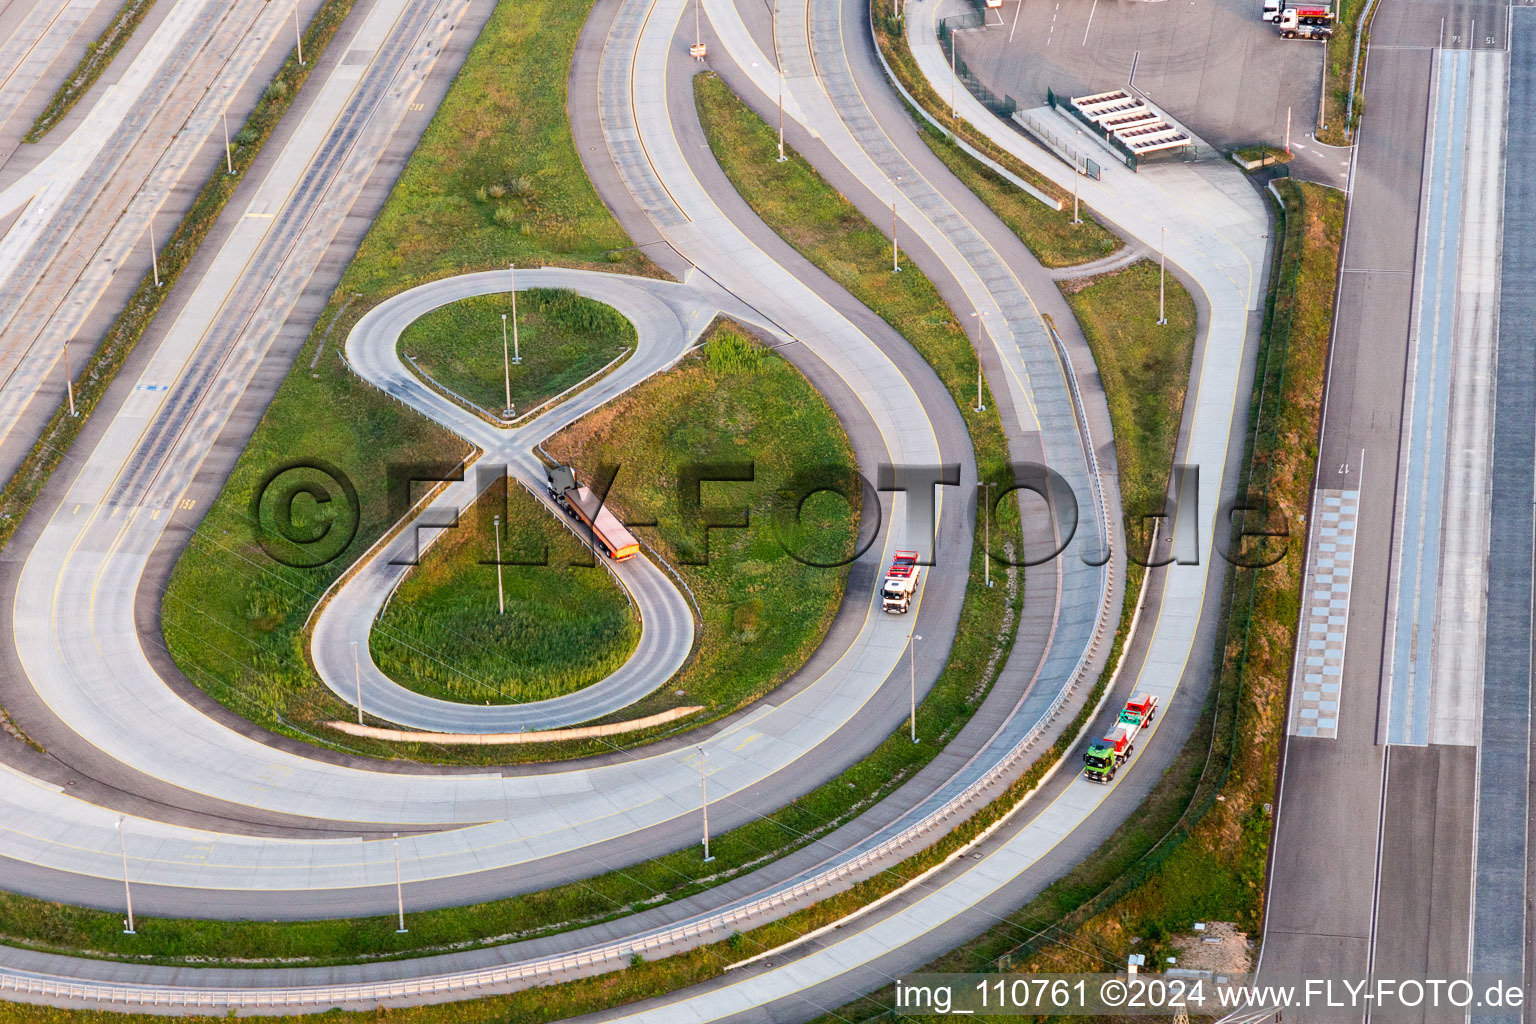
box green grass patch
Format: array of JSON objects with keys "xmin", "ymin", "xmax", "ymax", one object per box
[
  {"xmin": 1318, "ymin": 0, "xmax": 1374, "ymax": 145},
  {"xmin": 400, "ymin": 288, "xmax": 635, "ymax": 416},
  {"xmin": 159, "ymin": 0, "xmax": 660, "ymax": 764},
  {"xmin": 1232, "ymin": 144, "xmax": 1293, "ymax": 170},
  {"xmin": 371, "ymin": 479, "xmax": 640, "ymax": 704},
  {"xmin": 1061, "ymin": 261, "xmax": 1198, "ymax": 535},
  {"xmin": 23, "ymin": 0, "xmax": 157, "ymax": 142},
  {"xmin": 540, "ymin": 320, "xmax": 857, "ymax": 723}
]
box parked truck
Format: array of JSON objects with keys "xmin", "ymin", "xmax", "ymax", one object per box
[
  {"xmin": 1083, "ymin": 694, "xmax": 1158, "ymax": 783},
  {"xmin": 1262, "ymin": 0, "xmax": 1282, "ymax": 22},
  {"xmin": 881, "ymin": 550, "xmax": 922, "ymax": 614},
  {"xmin": 1278, "ymin": 2, "xmax": 1334, "ymax": 38},
  {"xmin": 547, "ymin": 470, "xmax": 641, "ymax": 561}
]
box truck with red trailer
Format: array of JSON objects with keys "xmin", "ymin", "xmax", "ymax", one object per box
[
  {"xmin": 881, "ymin": 550, "xmax": 922, "ymax": 614},
  {"xmin": 1278, "ymin": 2, "xmax": 1334, "ymax": 38},
  {"xmin": 1118, "ymin": 693, "xmax": 1159, "ymax": 729},
  {"xmin": 546, "ymin": 471, "xmax": 640, "ymax": 561},
  {"xmin": 1082, "ymin": 694, "xmax": 1159, "ymax": 783}
]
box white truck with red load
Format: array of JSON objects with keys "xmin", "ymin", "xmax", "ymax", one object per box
[
  {"xmin": 1278, "ymin": 1, "xmax": 1334, "ymax": 37},
  {"xmin": 881, "ymin": 550, "xmax": 922, "ymax": 614}
]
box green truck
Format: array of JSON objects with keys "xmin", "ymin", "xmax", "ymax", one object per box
[{"xmin": 1083, "ymin": 693, "xmax": 1159, "ymax": 783}]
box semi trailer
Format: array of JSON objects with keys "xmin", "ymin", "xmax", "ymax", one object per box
[
  {"xmin": 547, "ymin": 471, "xmax": 641, "ymax": 561},
  {"xmin": 881, "ymin": 550, "xmax": 922, "ymax": 614},
  {"xmin": 1083, "ymin": 694, "xmax": 1159, "ymax": 783}
]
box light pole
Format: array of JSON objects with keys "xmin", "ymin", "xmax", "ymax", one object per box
[
  {"xmin": 1157, "ymin": 227, "xmax": 1168, "ymax": 326},
  {"xmin": 772, "ymin": 0, "xmax": 786, "ymax": 161},
  {"xmin": 777, "ymin": 73, "xmax": 787, "ymax": 163},
  {"xmin": 222, "ymin": 103, "xmax": 233, "ymax": 174},
  {"xmin": 908, "ymin": 633, "xmax": 922, "ymax": 743},
  {"xmin": 1285, "ymin": 105, "xmax": 1292, "ymax": 158},
  {"xmin": 493, "ymin": 514, "xmax": 505, "ymax": 615},
  {"xmin": 950, "ymin": 24, "xmax": 958, "ymax": 119},
  {"xmin": 501, "ymin": 312, "xmax": 513, "ymax": 419},
  {"xmin": 148, "ymin": 217, "xmax": 160, "ymax": 288},
  {"xmin": 698, "ymin": 746, "xmax": 714, "ymax": 862},
  {"xmin": 978, "ymin": 480, "xmax": 996, "ymax": 588},
  {"xmin": 352, "ymin": 640, "xmax": 363, "ymax": 725},
  {"xmin": 969, "ymin": 311, "xmax": 987, "ymax": 413},
  {"xmin": 508, "ymin": 264, "xmax": 522, "ymax": 364},
  {"xmin": 294, "ymin": 0, "xmax": 304, "ymax": 64},
  {"xmin": 690, "ymin": 0, "xmax": 706, "ymax": 58},
  {"xmin": 393, "ymin": 833, "xmax": 408, "ymax": 933},
  {"xmin": 115, "ymin": 818, "xmax": 135, "ymax": 934},
  {"xmin": 1072, "ymin": 130, "xmax": 1082, "ymax": 225},
  {"xmin": 891, "ymin": 176, "xmax": 902, "ymax": 272},
  {"xmin": 63, "ymin": 339, "xmax": 76, "ymax": 417}
]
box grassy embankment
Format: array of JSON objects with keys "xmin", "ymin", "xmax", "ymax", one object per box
[
  {"xmin": 370, "ymin": 480, "xmax": 640, "ymax": 705},
  {"xmin": 400, "ymin": 289, "xmax": 634, "ymax": 417},
  {"xmin": 23, "ymin": 0, "xmax": 157, "ymax": 141},
  {"xmin": 813, "ymin": 179, "xmax": 1347, "ymax": 1024},
  {"xmin": 1062, "ymin": 260, "xmax": 1198, "ymax": 586},
  {"xmin": 160, "ymin": 0, "xmax": 655, "ymax": 764}
]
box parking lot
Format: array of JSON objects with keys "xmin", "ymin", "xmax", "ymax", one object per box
[{"xmin": 945, "ymin": 0, "xmax": 1348, "ymax": 180}]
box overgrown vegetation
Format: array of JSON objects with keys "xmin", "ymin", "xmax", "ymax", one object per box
[
  {"xmin": 400, "ymin": 288, "xmax": 634, "ymax": 416},
  {"xmin": 811, "ymin": 180, "xmax": 1347, "ymax": 1024},
  {"xmin": 540, "ymin": 320, "xmax": 857, "ymax": 727},
  {"xmin": 1061, "ymin": 261, "xmax": 1198, "ymax": 547},
  {"xmin": 24, "ymin": 0, "xmax": 157, "ymax": 141},
  {"xmin": 371, "ymin": 480, "xmax": 640, "ymax": 705},
  {"xmin": 160, "ymin": 0, "xmax": 657, "ymax": 764}
]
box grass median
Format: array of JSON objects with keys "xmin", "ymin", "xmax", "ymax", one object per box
[
  {"xmin": 370, "ymin": 478, "xmax": 641, "ymax": 705},
  {"xmin": 159, "ymin": 0, "xmax": 658, "ymax": 764},
  {"xmin": 868, "ymin": 0, "xmax": 1121, "ymax": 268},
  {"xmin": 23, "ymin": 0, "xmax": 157, "ymax": 142},
  {"xmin": 914, "ymin": 117, "xmax": 1120, "ymax": 268},
  {"xmin": 400, "ymin": 289, "xmax": 635, "ymax": 417},
  {"xmin": 1061, "ymin": 260, "xmax": 1199, "ymax": 567}
]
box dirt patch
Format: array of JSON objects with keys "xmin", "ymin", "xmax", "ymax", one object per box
[{"xmin": 1171, "ymin": 922, "xmax": 1253, "ymax": 973}]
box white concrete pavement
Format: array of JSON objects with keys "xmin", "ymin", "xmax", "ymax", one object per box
[
  {"xmin": 0, "ymin": 0, "xmax": 1266, "ymax": 1013},
  {"xmin": 0, "ymin": 0, "xmax": 949, "ymax": 893}
]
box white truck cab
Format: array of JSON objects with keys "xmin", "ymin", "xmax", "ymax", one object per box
[
  {"xmin": 881, "ymin": 550, "xmax": 922, "ymax": 614},
  {"xmin": 1262, "ymin": 0, "xmax": 1282, "ymax": 21}
]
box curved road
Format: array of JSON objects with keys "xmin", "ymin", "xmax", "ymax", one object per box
[{"xmin": 0, "ymin": 0, "xmax": 1266, "ymax": 1014}]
